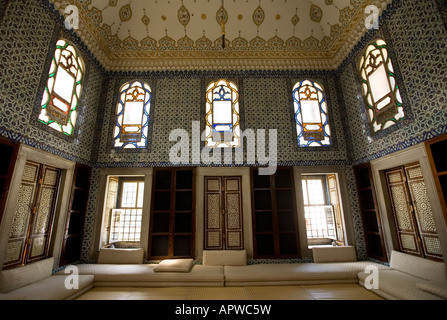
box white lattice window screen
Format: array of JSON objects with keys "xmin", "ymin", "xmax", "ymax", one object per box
[
  {"xmin": 109, "ymin": 181, "xmax": 144, "ymax": 242},
  {"xmin": 302, "ymin": 177, "xmax": 336, "ymax": 240}
]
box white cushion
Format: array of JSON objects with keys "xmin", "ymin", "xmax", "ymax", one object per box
[
  {"xmin": 153, "ymin": 259, "xmax": 194, "ymax": 272},
  {"xmin": 358, "ymin": 269, "xmax": 444, "ymax": 300},
  {"xmin": 1, "ymin": 275, "xmax": 94, "ymax": 300},
  {"xmin": 0, "ymin": 258, "xmax": 54, "ymax": 293},
  {"xmin": 225, "ymin": 261, "xmax": 388, "ymax": 284},
  {"xmin": 202, "ymin": 250, "xmax": 247, "ymax": 266},
  {"xmin": 56, "ymin": 264, "xmax": 224, "ymax": 284},
  {"xmin": 390, "ymin": 250, "xmax": 447, "ymax": 281},
  {"xmin": 312, "ymin": 246, "xmax": 357, "ymax": 263},
  {"xmin": 416, "ymin": 280, "xmax": 447, "ymax": 299},
  {"xmin": 97, "ymin": 248, "xmax": 144, "ymax": 264}
]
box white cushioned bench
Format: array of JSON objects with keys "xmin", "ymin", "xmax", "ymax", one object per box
[
  {"xmin": 222, "ymin": 246, "xmax": 389, "ymax": 286},
  {"xmin": 0, "ymin": 257, "xmax": 94, "ymax": 300},
  {"xmin": 358, "ymin": 250, "xmax": 447, "ymax": 300},
  {"xmin": 54, "ymin": 248, "xmax": 225, "ymax": 287},
  {"xmin": 67, "ymin": 263, "xmax": 224, "ymax": 287}
]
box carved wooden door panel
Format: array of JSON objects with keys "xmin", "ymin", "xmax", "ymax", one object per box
[
  {"xmin": 204, "ymin": 176, "xmax": 243, "ymax": 250},
  {"xmin": 4, "ymin": 161, "xmax": 61, "ymax": 268},
  {"xmin": 385, "ymin": 162, "xmax": 443, "ymax": 260},
  {"xmin": 404, "ymin": 163, "xmax": 443, "ymax": 260},
  {"xmin": 386, "ymin": 166, "xmax": 423, "ymax": 256}
]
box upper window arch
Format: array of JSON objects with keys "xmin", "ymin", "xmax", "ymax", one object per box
[
  {"xmin": 358, "ymin": 38, "xmax": 404, "ymax": 133},
  {"xmin": 113, "ymin": 80, "xmax": 152, "ymax": 149},
  {"xmin": 292, "ymin": 79, "xmax": 332, "ymax": 147},
  {"xmin": 205, "ymin": 79, "xmax": 241, "ymax": 148},
  {"xmin": 38, "ymin": 39, "xmax": 85, "ymax": 136}
]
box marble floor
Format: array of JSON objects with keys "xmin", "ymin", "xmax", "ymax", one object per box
[{"xmin": 75, "ymin": 283, "xmax": 384, "ymax": 300}]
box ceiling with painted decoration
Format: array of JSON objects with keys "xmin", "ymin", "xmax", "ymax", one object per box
[{"xmin": 49, "ymin": 0, "xmax": 391, "ymax": 71}]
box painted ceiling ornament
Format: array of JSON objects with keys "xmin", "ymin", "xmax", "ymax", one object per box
[
  {"xmin": 216, "ymin": 2, "xmax": 228, "ymax": 26},
  {"xmin": 252, "ymin": 1, "xmax": 265, "ymax": 28},
  {"xmin": 216, "ymin": 0, "xmax": 228, "ymax": 48},
  {"xmin": 178, "ymin": 1, "xmax": 191, "ymax": 27},
  {"xmin": 325, "ymin": 0, "xmax": 333, "ymax": 5},
  {"xmin": 119, "ymin": 4, "xmax": 132, "ymax": 22},
  {"xmin": 291, "ymin": 8, "xmax": 299, "ymax": 34},
  {"xmin": 142, "ymin": 9, "xmax": 150, "ymax": 27},
  {"xmin": 108, "ymin": 0, "xmax": 118, "ymax": 7},
  {"xmin": 310, "ymin": 4, "xmax": 323, "ymax": 22}
]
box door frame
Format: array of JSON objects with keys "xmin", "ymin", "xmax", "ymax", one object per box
[
  {"xmin": 371, "ymin": 143, "xmax": 447, "ymax": 265},
  {"xmin": 0, "ymin": 145, "xmax": 75, "ymax": 270},
  {"xmin": 195, "ymin": 167, "xmax": 252, "ymax": 261}
]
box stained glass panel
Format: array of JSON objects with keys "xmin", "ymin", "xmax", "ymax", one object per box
[
  {"xmin": 113, "ymin": 80, "xmax": 152, "ymax": 149},
  {"xmin": 38, "ymin": 39, "xmax": 84, "ymax": 136},
  {"xmin": 205, "ymin": 79, "xmax": 240, "ymax": 148},
  {"xmin": 293, "ymin": 80, "xmax": 332, "ymax": 147},
  {"xmin": 358, "ymin": 39, "xmax": 405, "ymax": 133}
]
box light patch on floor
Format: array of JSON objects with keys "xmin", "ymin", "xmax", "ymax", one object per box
[
  {"xmin": 301, "ymin": 284, "xmax": 384, "ymax": 300},
  {"xmin": 247, "ymin": 286, "xmax": 315, "ymax": 300},
  {"xmin": 187, "ymin": 287, "xmax": 251, "ymax": 300},
  {"xmin": 75, "ymin": 284, "xmax": 384, "ymax": 300}
]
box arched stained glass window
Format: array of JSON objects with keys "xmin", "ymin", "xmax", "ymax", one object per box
[
  {"xmin": 358, "ymin": 39, "xmax": 404, "ymax": 133},
  {"xmin": 38, "ymin": 39, "xmax": 85, "ymax": 136},
  {"xmin": 205, "ymin": 79, "xmax": 240, "ymax": 148},
  {"xmin": 113, "ymin": 80, "xmax": 152, "ymax": 149},
  {"xmin": 293, "ymin": 80, "xmax": 332, "ymax": 147}
]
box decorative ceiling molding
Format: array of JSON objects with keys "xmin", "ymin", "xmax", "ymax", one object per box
[{"xmin": 50, "ymin": 0, "xmax": 392, "ymax": 72}]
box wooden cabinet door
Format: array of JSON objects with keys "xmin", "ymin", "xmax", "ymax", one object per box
[
  {"xmin": 251, "ymin": 167, "xmax": 300, "ymax": 258},
  {"xmin": 204, "ymin": 176, "xmax": 243, "ymax": 250},
  {"xmin": 26, "ymin": 165, "xmax": 60, "ymax": 263},
  {"xmin": 385, "ymin": 162, "xmax": 443, "ymax": 260},
  {"xmin": 386, "ymin": 166, "xmax": 423, "ymax": 256},
  {"xmin": 404, "ymin": 163, "xmax": 443, "ymax": 260},
  {"xmin": 4, "ymin": 161, "xmax": 61, "ymax": 268},
  {"xmin": 353, "ymin": 163, "xmax": 387, "ymax": 261},
  {"xmin": 149, "ymin": 168, "xmax": 195, "ymax": 259}
]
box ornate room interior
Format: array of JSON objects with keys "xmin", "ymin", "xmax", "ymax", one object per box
[{"xmin": 0, "ymin": 0, "xmax": 446, "ymax": 301}]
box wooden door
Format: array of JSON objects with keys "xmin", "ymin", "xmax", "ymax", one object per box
[
  {"xmin": 386, "ymin": 166, "xmax": 423, "ymax": 256},
  {"xmin": 385, "ymin": 162, "xmax": 443, "ymax": 260},
  {"xmin": 149, "ymin": 168, "xmax": 195, "ymax": 259},
  {"xmin": 327, "ymin": 174, "xmax": 344, "ymax": 246},
  {"xmin": 251, "ymin": 167, "xmax": 300, "ymax": 258},
  {"xmin": 404, "ymin": 163, "xmax": 443, "ymax": 260},
  {"xmin": 204, "ymin": 176, "xmax": 243, "ymax": 250},
  {"xmin": 353, "ymin": 163, "xmax": 387, "ymax": 262},
  {"xmin": 4, "ymin": 161, "xmax": 61, "ymax": 268},
  {"xmin": 0, "ymin": 137, "xmax": 19, "ymax": 226},
  {"xmin": 60, "ymin": 163, "xmax": 91, "ymax": 266}
]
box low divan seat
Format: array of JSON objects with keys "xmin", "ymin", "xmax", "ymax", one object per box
[
  {"xmin": 358, "ymin": 250, "xmax": 447, "ymax": 300},
  {"xmin": 62, "ymin": 263, "xmax": 225, "ymax": 287},
  {"xmin": 0, "ymin": 257, "xmax": 94, "ymax": 300}
]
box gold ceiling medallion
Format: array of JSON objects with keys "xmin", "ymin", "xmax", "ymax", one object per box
[
  {"xmin": 291, "ymin": 8, "xmax": 299, "ymax": 34},
  {"xmin": 310, "ymin": 4, "xmax": 323, "ymax": 22},
  {"xmin": 216, "ymin": 1, "xmax": 228, "ymax": 48},
  {"xmin": 178, "ymin": 2, "xmax": 191, "ymax": 28},
  {"xmin": 253, "ymin": 2, "xmax": 265, "ymax": 28},
  {"xmin": 142, "ymin": 13, "xmax": 150, "ymax": 27},
  {"xmin": 119, "ymin": 4, "xmax": 132, "ymax": 22}
]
